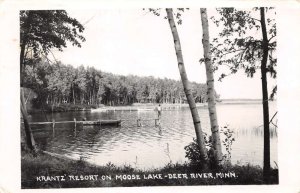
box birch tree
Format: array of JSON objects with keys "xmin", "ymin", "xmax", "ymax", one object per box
[
  {"xmin": 166, "ymin": 8, "xmax": 208, "ymax": 162},
  {"xmin": 200, "ymin": 8, "xmax": 223, "ymax": 164}
]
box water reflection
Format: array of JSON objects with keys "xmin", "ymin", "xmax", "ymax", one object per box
[{"xmin": 30, "ymin": 102, "xmax": 277, "ymax": 169}]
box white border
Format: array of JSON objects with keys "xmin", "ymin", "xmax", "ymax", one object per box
[{"xmin": 0, "ymin": 0, "xmax": 300, "ymax": 193}]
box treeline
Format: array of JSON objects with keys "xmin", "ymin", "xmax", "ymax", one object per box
[{"xmin": 23, "ymin": 61, "xmax": 219, "ymax": 108}]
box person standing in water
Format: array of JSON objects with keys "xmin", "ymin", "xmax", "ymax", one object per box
[
  {"xmin": 157, "ymin": 104, "xmax": 162, "ymax": 119},
  {"xmin": 155, "ymin": 103, "xmax": 162, "ymax": 127}
]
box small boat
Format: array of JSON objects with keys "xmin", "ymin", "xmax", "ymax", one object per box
[{"xmin": 82, "ymin": 119, "xmax": 121, "ymax": 126}]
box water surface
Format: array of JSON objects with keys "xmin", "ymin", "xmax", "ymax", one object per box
[{"xmin": 29, "ymin": 102, "xmax": 277, "ymax": 169}]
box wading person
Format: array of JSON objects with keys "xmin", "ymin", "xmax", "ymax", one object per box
[
  {"xmin": 157, "ymin": 104, "xmax": 162, "ymax": 119},
  {"xmin": 156, "ymin": 104, "xmax": 162, "ymax": 127}
]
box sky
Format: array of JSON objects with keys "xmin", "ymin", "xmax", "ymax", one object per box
[{"xmin": 52, "ymin": 8, "xmax": 276, "ymax": 99}]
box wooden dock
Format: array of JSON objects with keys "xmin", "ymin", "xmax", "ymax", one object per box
[
  {"xmin": 27, "ymin": 119, "xmax": 122, "ymax": 126},
  {"xmin": 136, "ymin": 118, "xmax": 160, "ymax": 127},
  {"xmin": 23, "ymin": 118, "xmax": 162, "ymax": 128},
  {"xmin": 82, "ymin": 120, "xmax": 121, "ymax": 126}
]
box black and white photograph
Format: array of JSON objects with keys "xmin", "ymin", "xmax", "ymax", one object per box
[
  {"xmin": 1, "ymin": 1, "xmax": 300, "ymax": 192},
  {"xmin": 18, "ymin": 7, "xmax": 280, "ymax": 188}
]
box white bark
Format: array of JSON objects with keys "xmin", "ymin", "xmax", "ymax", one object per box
[
  {"xmin": 166, "ymin": 8, "xmax": 208, "ymax": 161},
  {"xmin": 200, "ymin": 8, "xmax": 223, "ymax": 163}
]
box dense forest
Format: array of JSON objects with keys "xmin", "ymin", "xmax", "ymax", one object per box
[{"xmin": 23, "ymin": 60, "xmax": 219, "ymax": 108}]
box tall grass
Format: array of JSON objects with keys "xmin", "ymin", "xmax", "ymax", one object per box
[{"xmin": 21, "ymin": 150, "xmax": 278, "ymax": 189}]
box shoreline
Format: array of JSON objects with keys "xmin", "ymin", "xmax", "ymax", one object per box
[
  {"xmin": 28, "ymin": 103, "xmax": 208, "ymax": 113},
  {"xmin": 21, "ymin": 150, "xmax": 278, "ymax": 188},
  {"xmin": 28, "ymin": 100, "xmax": 273, "ymax": 114}
]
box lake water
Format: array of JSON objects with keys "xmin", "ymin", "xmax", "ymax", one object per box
[{"xmin": 29, "ymin": 102, "xmax": 278, "ymax": 169}]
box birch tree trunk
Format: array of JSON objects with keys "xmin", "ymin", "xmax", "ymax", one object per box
[
  {"xmin": 20, "ymin": 41, "xmax": 37, "ymax": 153},
  {"xmin": 21, "ymin": 87, "xmax": 37, "ymax": 152},
  {"xmin": 200, "ymin": 8, "xmax": 223, "ymax": 164},
  {"xmin": 166, "ymin": 8, "xmax": 208, "ymax": 161},
  {"xmin": 260, "ymin": 7, "xmax": 271, "ymax": 183}
]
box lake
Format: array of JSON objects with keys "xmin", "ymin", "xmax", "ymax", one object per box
[{"xmin": 28, "ymin": 102, "xmax": 278, "ymax": 170}]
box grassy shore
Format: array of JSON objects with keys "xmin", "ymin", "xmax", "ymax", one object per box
[
  {"xmin": 29, "ymin": 103, "xmax": 98, "ymax": 113},
  {"xmin": 21, "ymin": 150, "xmax": 278, "ymax": 188}
]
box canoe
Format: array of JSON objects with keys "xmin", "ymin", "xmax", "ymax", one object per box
[{"xmin": 82, "ymin": 119, "xmax": 121, "ymax": 126}]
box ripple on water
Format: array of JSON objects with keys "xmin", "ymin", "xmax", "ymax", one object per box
[{"xmin": 32, "ymin": 103, "xmax": 278, "ymax": 169}]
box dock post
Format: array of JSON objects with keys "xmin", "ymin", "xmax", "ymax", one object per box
[
  {"xmin": 155, "ymin": 118, "xmax": 160, "ymax": 127},
  {"xmin": 137, "ymin": 119, "xmax": 141, "ymax": 127},
  {"xmin": 52, "ymin": 119, "xmax": 55, "ymax": 129},
  {"xmin": 74, "ymin": 118, "xmax": 77, "ymax": 130},
  {"xmin": 52, "ymin": 119, "xmax": 55, "ymax": 137}
]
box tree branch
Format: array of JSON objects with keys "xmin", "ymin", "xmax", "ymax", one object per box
[
  {"xmin": 244, "ymin": 15, "xmax": 261, "ymax": 22},
  {"xmin": 238, "ymin": 47, "xmax": 248, "ymax": 63},
  {"xmin": 48, "ymin": 49, "xmax": 59, "ymax": 64},
  {"xmin": 221, "ymin": 63, "xmax": 234, "ymax": 68},
  {"xmin": 269, "ymin": 111, "xmax": 277, "ymax": 125},
  {"xmin": 268, "ymin": 35, "xmax": 275, "ymax": 43},
  {"xmin": 219, "ymin": 48, "xmax": 246, "ymax": 58},
  {"xmin": 25, "ymin": 90, "xmax": 31, "ymax": 104},
  {"xmin": 40, "ymin": 52, "xmax": 53, "ymax": 64}
]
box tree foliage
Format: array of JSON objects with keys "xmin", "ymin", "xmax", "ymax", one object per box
[
  {"xmin": 20, "ymin": 10, "xmax": 86, "ymax": 70},
  {"xmin": 23, "ymin": 61, "xmax": 214, "ymax": 108},
  {"xmin": 145, "ymin": 8, "xmax": 189, "ymax": 25},
  {"xmin": 207, "ymin": 7, "xmax": 277, "ymax": 183},
  {"xmin": 20, "ymin": 10, "xmax": 86, "ymax": 152},
  {"xmin": 206, "ymin": 8, "xmax": 276, "ymax": 87}
]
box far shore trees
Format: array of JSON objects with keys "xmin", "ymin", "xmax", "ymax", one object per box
[
  {"xmin": 20, "ymin": 10, "xmax": 86, "ymax": 152},
  {"xmin": 23, "ymin": 62, "xmax": 211, "ymax": 108}
]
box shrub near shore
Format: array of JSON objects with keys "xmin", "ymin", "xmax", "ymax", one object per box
[{"xmin": 21, "ymin": 150, "xmax": 278, "ymax": 189}]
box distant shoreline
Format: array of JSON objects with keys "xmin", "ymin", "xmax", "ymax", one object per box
[
  {"xmin": 221, "ymin": 98, "xmax": 262, "ymax": 101},
  {"xmin": 27, "ymin": 99, "xmax": 276, "ymax": 114},
  {"xmin": 219, "ymin": 99, "xmax": 276, "ymax": 105}
]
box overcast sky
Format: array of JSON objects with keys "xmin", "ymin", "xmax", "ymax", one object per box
[{"xmin": 52, "ymin": 8, "xmax": 276, "ymax": 99}]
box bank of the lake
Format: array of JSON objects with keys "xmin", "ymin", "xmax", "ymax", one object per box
[
  {"xmin": 28, "ymin": 103, "xmax": 97, "ymax": 113},
  {"xmin": 21, "ymin": 150, "xmax": 278, "ymax": 188},
  {"xmin": 29, "ymin": 102, "xmax": 209, "ymax": 113},
  {"xmin": 28, "ymin": 98, "xmax": 265, "ymax": 114}
]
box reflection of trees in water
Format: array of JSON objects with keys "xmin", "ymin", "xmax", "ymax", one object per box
[
  {"xmin": 158, "ymin": 126, "xmax": 162, "ymax": 136},
  {"xmin": 164, "ymin": 143, "xmax": 172, "ymax": 163},
  {"xmin": 30, "ymin": 107, "xmax": 278, "ymax": 168},
  {"xmin": 235, "ymin": 126, "xmax": 277, "ymax": 138}
]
